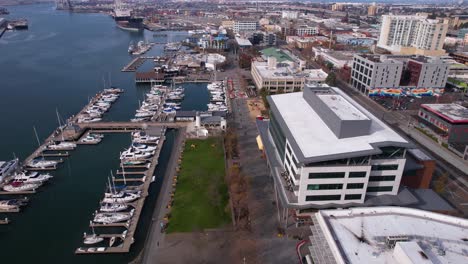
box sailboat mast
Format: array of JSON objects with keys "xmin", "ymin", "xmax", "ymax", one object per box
[{"xmin": 33, "ymin": 126, "xmax": 45, "ymax": 159}]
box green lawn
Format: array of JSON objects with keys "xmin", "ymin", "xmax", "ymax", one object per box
[{"xmin": 166, "ymin": 137, "xmax": 231, "ymax": 233}]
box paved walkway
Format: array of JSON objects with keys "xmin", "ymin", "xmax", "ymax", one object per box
[
  {"xmin": 142, "ymin": 127, "xmax": 186, "ymax": 264},
  {"xmin": 231, "ymin": 98, "xmax": 298, "ymax": 264}
]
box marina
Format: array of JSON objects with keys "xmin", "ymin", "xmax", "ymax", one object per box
[{"xmin": 0, "ymin": 4, "xmax": 207, "ymax": 263}]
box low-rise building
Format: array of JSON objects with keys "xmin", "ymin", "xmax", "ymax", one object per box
[
  {"xmin": 257, "ymin": 85, "xmax": 415, "ymax": 209},
  {"xmin": 306, "ymin": 207, "xmax": 467, "ymax": 264},
  {"xmin": 221, "ymin": 20, "xmax": 234, "ymax": 29},
  {"xmin": 295, "ymin": 25, "xmax": 319, "ymax": 37},
  {"xmin": 313, "ymin": 47, "xmax": 354, "ymax": 68},
  {"xmin": 282, "ymin": 11, "xmax": 298, "ymax": 20},
  {"xmin": 234, "ymin": 20, "xmax": 259, "ymax": 34},
  {"xmin": 418, "ymin": 104, "xmax": 468, "ymax": 145}
]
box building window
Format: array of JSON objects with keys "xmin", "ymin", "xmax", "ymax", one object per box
[
  {"xmin": 269, "ymin": 112, "xmax": 287, "ymax": 159},
  {"xmin": 347, "ymin": 183, "xmax": 364, "ymax": 189},
  {"xmin": 305, "ymin": 195, "xmax": 341, "ymax": 201},
  {"xmin": 344, "ymin": 194, "xmax": 362, "ymax": 200},
  {"xmin": 307, "ymin": 184, "xmax": 343, "ymax": 190},
  {"xmin": 308, "ymin": 172, "xmax": 345, "ymax": 179},
  {"xmin": 367, "ymin": 186, "xmax": 393, "ymax": 192},
  {"xmin": 369, "ymin": 176, "xmax": 396, "ymax": 182},
  {"xmin": 371, "ymin": 164, "xmax": 398, "ymax": 171},
  {"xmin": 349, "ymin": 171, "xmax": 367, "ymax": 178}
]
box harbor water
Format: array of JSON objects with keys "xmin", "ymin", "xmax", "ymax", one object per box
[{"xmin": 0, "ymin": 4, "xmax": 206, "ymax": 263}]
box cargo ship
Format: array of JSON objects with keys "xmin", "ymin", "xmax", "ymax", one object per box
[{"xmin": 112, "ymin": 3, "xmax": 143, "ymax": 32}]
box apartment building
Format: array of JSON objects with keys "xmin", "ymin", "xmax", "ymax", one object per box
[
  {"xmin": 351, "ymin": 54, "xmax": 449, "ymax": 95},
  {"xmin": 257, "ymin": 85, "xmax": 413, "ymax": 208},
  {"xmin": 233, "ymin": 20, "xmax": 259, "ymax": 34},
  {"xmin": 377, "ymin": 14, "xmax": 448, "ymax": 56}
]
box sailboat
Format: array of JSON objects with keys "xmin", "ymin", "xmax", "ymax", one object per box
[
  {"xmin": 83, "ymin": 221, "xmax": 104, "ymax": 245},
  {"xmin": 47, "ymin": 110, "xmax": 76, "ymax": 150}
]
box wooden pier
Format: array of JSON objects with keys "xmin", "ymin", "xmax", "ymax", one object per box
[
  {"xmin": 0, "ymin": 190, "xmax": 36, "ymax": 195},
  {"xmin": 122, "ymin": 57, "xmax": 147, "ymax": 72}
]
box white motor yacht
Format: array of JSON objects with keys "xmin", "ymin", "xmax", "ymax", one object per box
[
  {"xmin": 27, "ymin": 159, "xmax": 59, "ymax": 168},
  {"xmin": 102, "ymin": 193, "xmax": 140, "ymax": 203},
  {"xmin": 79, "ymin": 135, "xmax": 102, "ymax": 144},
  {"xmin": 93, "ymin": 209, "xmax": 135, "ymax": 224},
  {"xmin": 13, "ymin": 172, "xmax": 53, "ymax": 184},
  {"xmin": 100, "ymin": 203, "xmax": 128, "ymax": 212},
  {"xmin": 48, "ymin": 141, "xmax": 76, "ymax": 150},
  {"xmin": 3, "ymin": 182, "xmax": 41, "ymax": 192},
  {"xmin": 132, "ymin": 144, "xmax": 157, "ymax": 152}
]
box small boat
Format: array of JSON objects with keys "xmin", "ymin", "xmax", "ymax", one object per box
[
  {"xmin": 26, "ymin": 159, "xmax": 59, "ymax": 169},
  {"xmin": 0, "ymin": 199, "xmax": 27, "ymax": 210},
  {"xmin": 0, "ymin": 158, "xmax": 19, "ymax": 183},
  {"xmin": 109, "ymin": 237, "xmax": 116, "ymax": 247},
  {"xmin": 87, "ymin": 247, "xmax": 96, "ymax": 252},
  {"xmin": 84, "ymin": 235, "xmax": 104, "ymax": 245},
  {"xmin": 100, "ymin": 203, "xmax": 128, "ymax": 212},
  {"xmin": 3, "ymin": 181, "xmax": 41, "ymax": 192},
  {"xmin": 79, "ymin": 135, "xmax": 102, "ymax": 144},
  {"xmin": 83, "ymin": 222, "xmax": 103, "ymax": 245}
]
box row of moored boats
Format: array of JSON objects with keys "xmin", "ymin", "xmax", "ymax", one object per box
[
  {"xmin": 77, "ymin": 88, "xmax": 123, "ymax": 123},
  {"xmin": 207, "ymin": 81, "xmax": 228, "ymax": 112}
]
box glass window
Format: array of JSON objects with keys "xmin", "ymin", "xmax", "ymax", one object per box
[
  {"xmin": 371, "ymin": 164, "xmax": 399, "ymax": 171},
  {"xmin": 308, "ymin": 172, "xmax": 345, "ymax": 179},
  {"xmin": 269, "ymin": 112, "xmax": 286, "ymax": 159},
  {"xmin": 367, "ymin": 186, "xmax": 393, "ymax": 192},
  {"xmin": 349, "ymin": 171, "xmax": 367, "ymax": 178},
  {"xmin": 307, "ymin": 184, "xmax": 343, "ymax": 190},
  {"xmin": 347, "ymin": 183, "xmax": 364, "ymax": 189},
  {"xmin": 305, "ymin": 195, "xmax": 341, "ymax": 201},
  {"xmin": 344, "ymin": 194, "xmax": 362, "ymax": 200},
  {"xmin": 369, "ymin": 176, "xmax": 396, "ymax": 182}
]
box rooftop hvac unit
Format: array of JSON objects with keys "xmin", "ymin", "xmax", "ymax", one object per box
[{"xmin": 385, "ymin": 235, "xmax": 409, "ymax": 248}]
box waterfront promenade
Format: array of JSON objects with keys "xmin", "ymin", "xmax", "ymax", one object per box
[{"xmin": 142, "ymin": 127, "xmax": 186, "ymax": 264}]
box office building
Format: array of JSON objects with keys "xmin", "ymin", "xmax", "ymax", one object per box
[
  {"xmin": 233, "ymin": 20, "xmax": 259, "ymax": 34},
  {"xmin": 306, "ymin": 207, "xmax": 468, "ymax": 264},
  {"xmin": 257, "ymin": 85, "xmax": 414, "ymax": 208},
  {"xmin": 251, "ymin": 57, "xmax": 327, "ymax": 92},
  {"xmin": 377, "ymin": 14, "xmax": 449, "ymax": 56},
  {"xmin": 295, "ymin": 25, "xmax": 319, "ymax": 37}
]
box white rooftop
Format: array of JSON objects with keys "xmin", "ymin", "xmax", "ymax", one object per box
[
  {"xmin": 270, "ymin": 88, "xmax": 408, "ymax": 159},
  {"xmin": 253, "ymin": 61, "xmax": 327, "ymax": 81},
  {"xmin": 315, "ymin": 207, "xmax": 468, "ymax": 264},
  {"xmin": 235, "ymin": 36, "xmax": 252, "ymax": 46},
  {"xmin": 317, "ymin": 94, "xmax": 369, "ymax": 121}
]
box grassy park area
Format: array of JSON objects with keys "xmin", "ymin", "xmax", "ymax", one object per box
[{"xmin": 166, "ymin": 137, "xmax": 231, "ymax": 233}]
